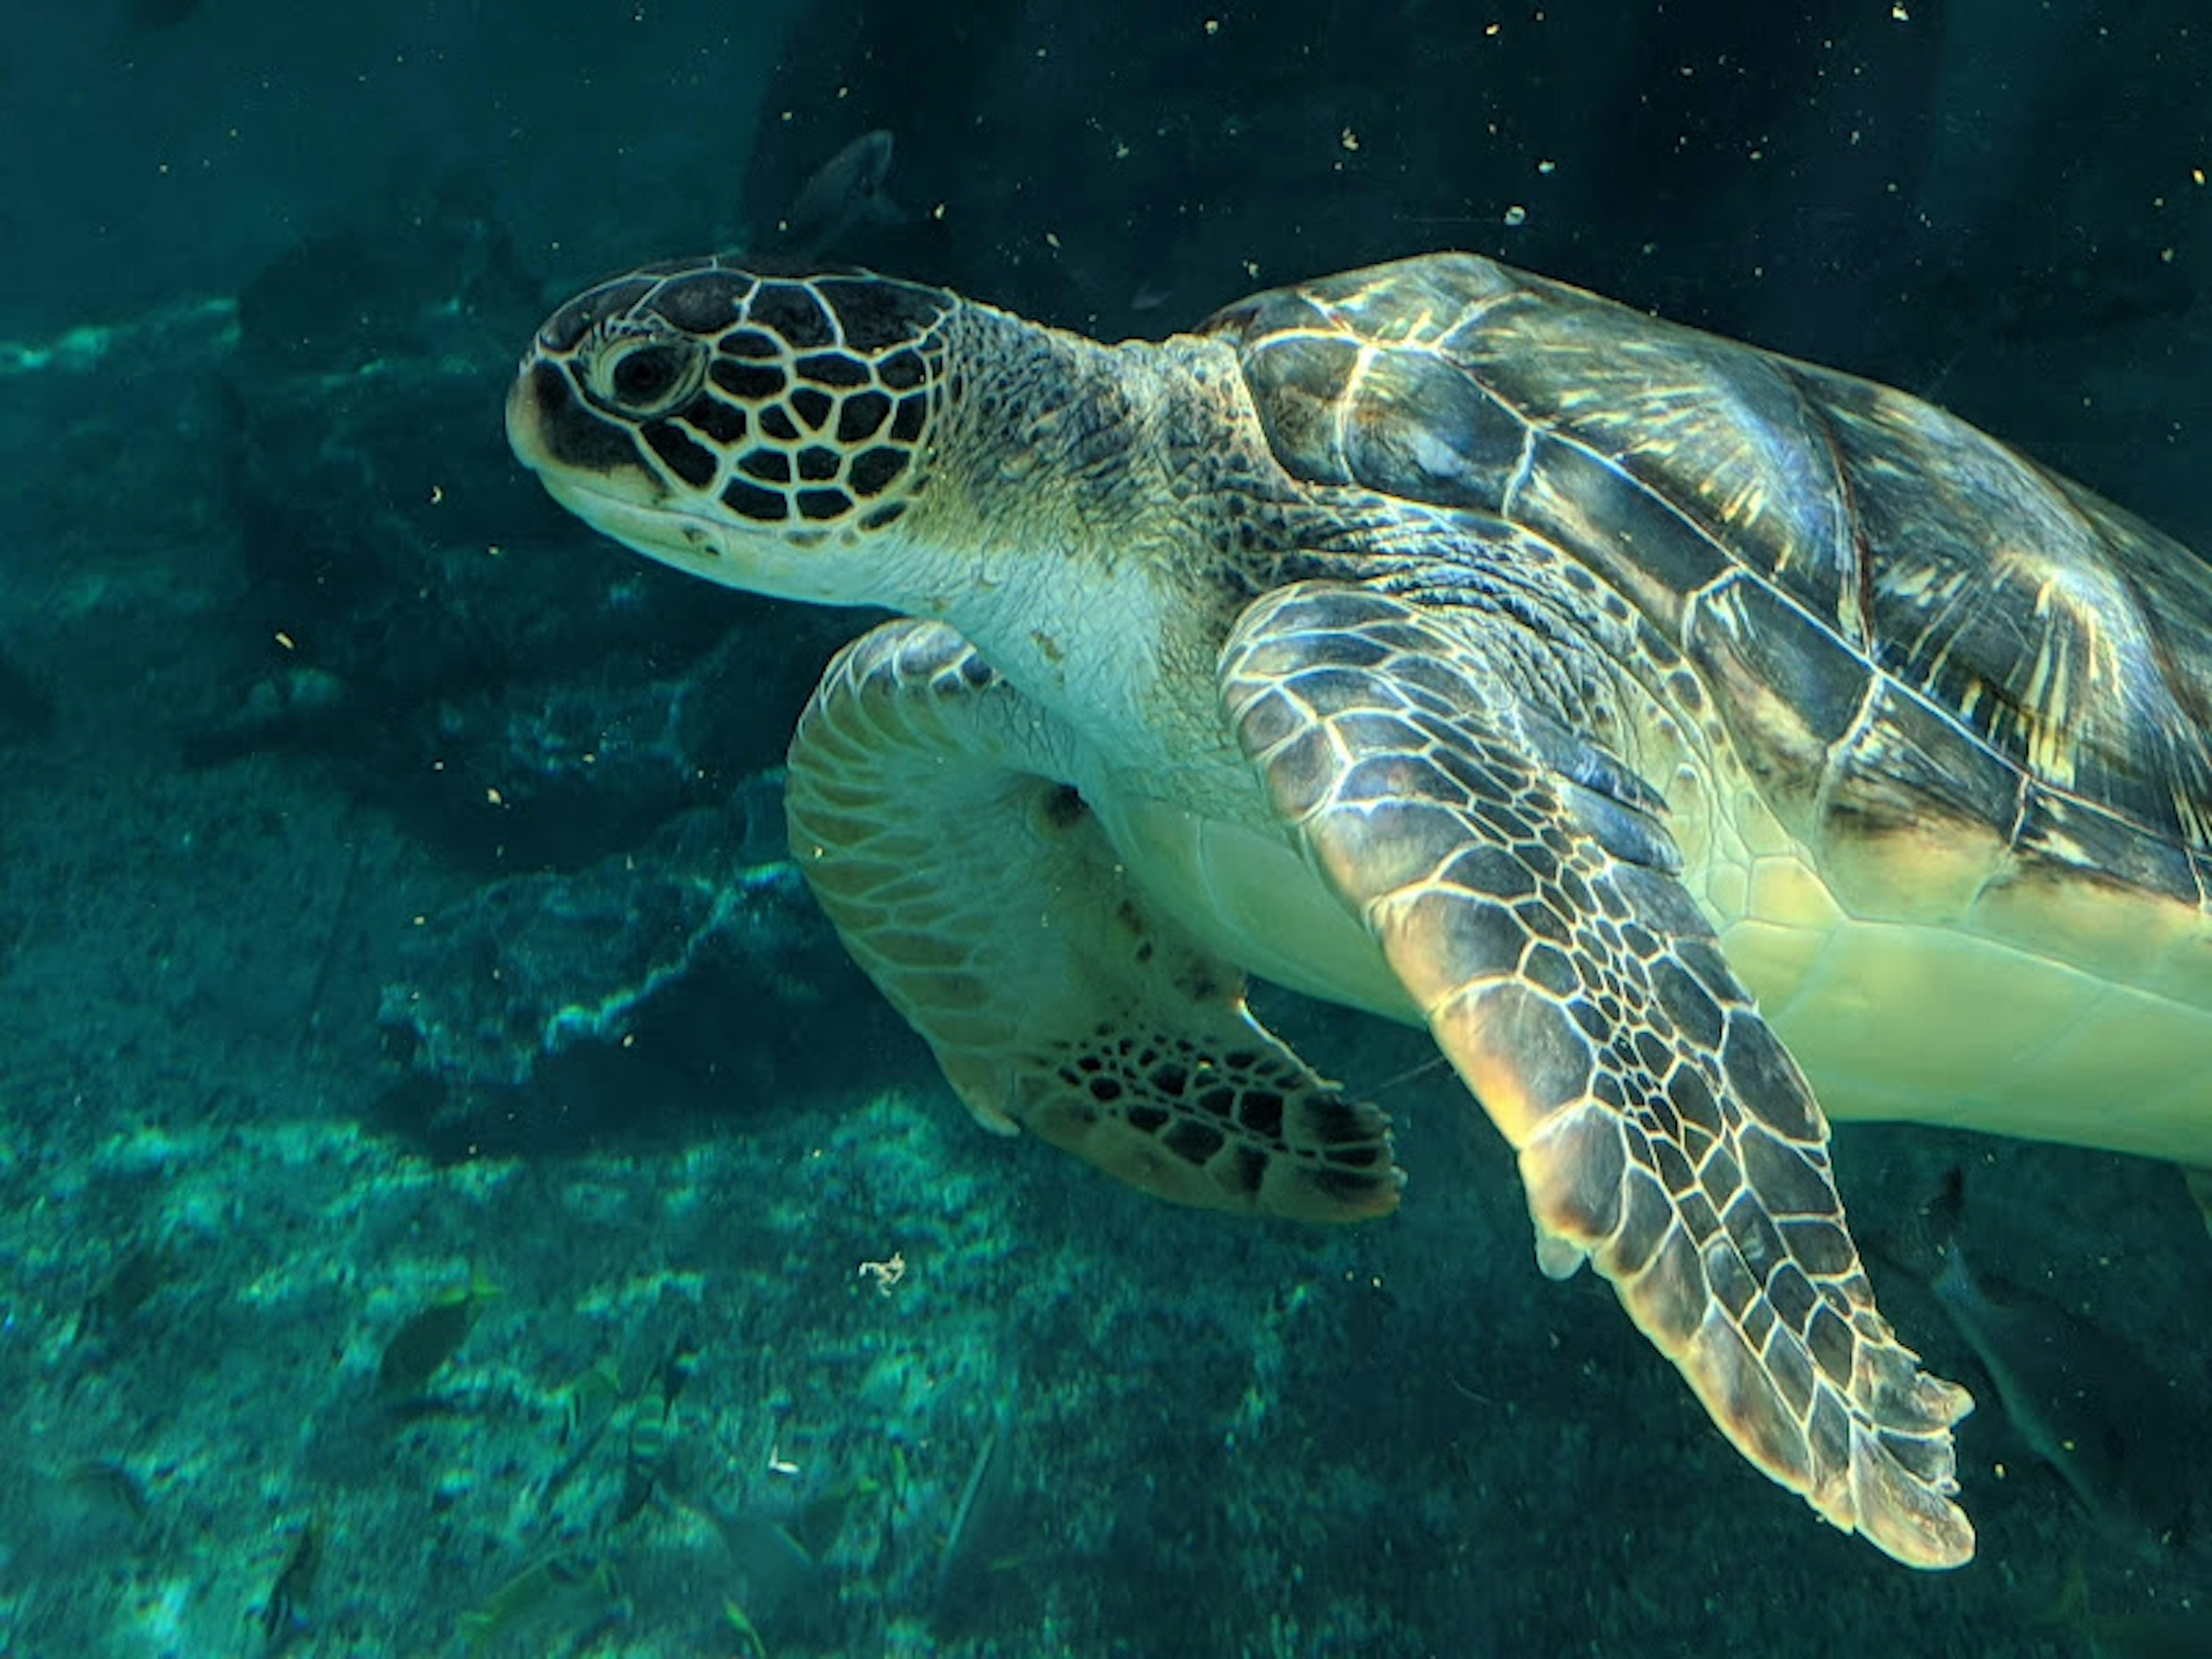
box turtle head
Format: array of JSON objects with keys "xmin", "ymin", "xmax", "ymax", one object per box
[{"xmin": 507, "ymin": 259, "xmax": 953, "ymax": 604}]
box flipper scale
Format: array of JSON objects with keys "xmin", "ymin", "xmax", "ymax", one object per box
[{"xmin": 1221, "ymin": 581, "xmax": 1974, "ymax": 1568}]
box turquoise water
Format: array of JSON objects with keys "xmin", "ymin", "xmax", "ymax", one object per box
[{"xmin": 2, "ymin": 3, "xmax": 2207, "ymax": 1654}]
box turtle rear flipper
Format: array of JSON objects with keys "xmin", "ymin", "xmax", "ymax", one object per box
[
  {"xmin": 786, "ymin": 618, "xmax": 1404, "ymax": 1222},
  {"xmin": 1221, "ymin": 579, "xmax": 1975, "ymax": 1569}
]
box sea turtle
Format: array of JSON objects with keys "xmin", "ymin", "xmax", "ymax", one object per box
[{"xmin": 505, "ymin": 251, "xmax": 2212, "ymax": 1569}]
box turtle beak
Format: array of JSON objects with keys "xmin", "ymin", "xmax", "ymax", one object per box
[
  {"xmin": 504, "ymin": 359, "xmax": 559, "ymax": 475},
  {"xmin": 505, "ymin": 355, "xmax": 663, "ymax": 493}
]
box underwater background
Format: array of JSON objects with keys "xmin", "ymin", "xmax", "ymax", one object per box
[{"xmin": 1, "ymin": 2, "xmax": 2208, "ymax": 1654}]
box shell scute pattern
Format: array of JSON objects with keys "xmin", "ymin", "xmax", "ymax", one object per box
[{"xmin": 1228, "ymin": 256, "xmax": 2212, "ymax": 907}]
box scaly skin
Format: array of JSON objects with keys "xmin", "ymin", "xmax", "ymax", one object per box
[{"xmin": 506, "ymin": 252, "xmax": 2210, "ymax": 1570}]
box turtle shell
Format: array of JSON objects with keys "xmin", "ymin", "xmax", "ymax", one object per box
[{"xmin": 1207, "ymin": 253, "xmax": 2212, "ymax": 929}]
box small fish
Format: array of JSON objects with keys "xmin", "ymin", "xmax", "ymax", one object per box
[
  {"xmin": 459, "ymin": 1551, "xmax": 623, "ymax": 1657},
  {"xmin": 376, "ymin": 1268, "xmax": 498, "ymax": 1403},
  {"xmin": 776, "ymin": 130, "xmax": 908, "ymax": 259},
  {"xmin": 558, "ymin": 1357, "xmax": 624, "ymax": 1447},
  {"xmin": 259, "ymin": 1508, "xmax": 324, "ymax": 1648},
  {"xmin": 1922, "ymin": 1176, "xmax": 2196, "ymax": 1554},
  {"xmin": 789, "ymin": 1472, "xmax": 880, "ymax": 1563},
  {"xmin": 607, "ymin": 1330, "xmax": 698, "ymax": 1525},
  {"xmin": 614, "ymin": 1374, "xmax": 674, "ymax": 1525}
]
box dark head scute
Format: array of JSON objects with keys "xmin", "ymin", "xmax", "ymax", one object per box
[
  {"xmin": 649, "ymin": 271, "xmax": 753, "ymax": 333},
  {"xmin": 721, "ymin": 478, "xmax": 789, "ymax": 522},
  {"xmin": 681, "ymin": 394, "xmax": 748, "ymax": 447},
  {"xmin": 836, "ymin": 389, "xmax": 891, "ymax": 444},
  {"xmin": 850, "ymin": 447, "xmax": 908, "ymax": 497},
  {"xmin": 877, "ymin": 348, "xmax": 929, "ymax": 391},
  {"xmin": 644, "ymin": 420, "xmax": 718, "ymax": 490},
  {"xmin": 748, "ymin": 282, "xmax": 836, "ymax": 350},
  {"xmin": 815, "ymin": 276, "xmax": 951, "ymax": 351},
  {"xmin": 719, "ymin": 327, "xmax": 782, "ymax": 361},
  {"xmin": 538, "ymin": 277, "xmax": 654, "ymax": 354},
  {"xmin": 797, "ymin": 350, "xmax": 872, "ymax": 389},
  {"xmin": 711, "ymin": 358, "xmax": 786, "ymax": 401}
]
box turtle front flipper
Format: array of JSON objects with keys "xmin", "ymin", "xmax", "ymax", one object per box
[
  {"xmin": 1220, "ymin": 581, "xmax": 1976, "ymax": 1569},
  {"xmin": 785, "ymin": 617, "xmax": 1404, "ymax": 1222}
]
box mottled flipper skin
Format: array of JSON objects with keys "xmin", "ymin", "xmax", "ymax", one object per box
[
  {"xmin": 787, "ymin": 618, "xmax": 1404, "ymax": 1222},
  {"xmin": 1221, "ymin": 581, "xmax": 1974, "ymax": 1567}
]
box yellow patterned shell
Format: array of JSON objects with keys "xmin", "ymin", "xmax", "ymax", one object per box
[{"xmin": 1210, "ymin": 254, "xmax": 2212, "ymax": 918}]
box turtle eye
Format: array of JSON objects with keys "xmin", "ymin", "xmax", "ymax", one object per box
[{"xmin": 588, "ymin": 336, "xmax": 705, "ymax": 418}]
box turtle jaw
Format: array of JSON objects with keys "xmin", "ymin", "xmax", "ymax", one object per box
[
  {"xmin": 525, "ymin": 463, "xmax": 874, "ymax": 608},
  {"xmin": 506, "ymin": 357, "xmax": 877, "ymax": 606}
]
